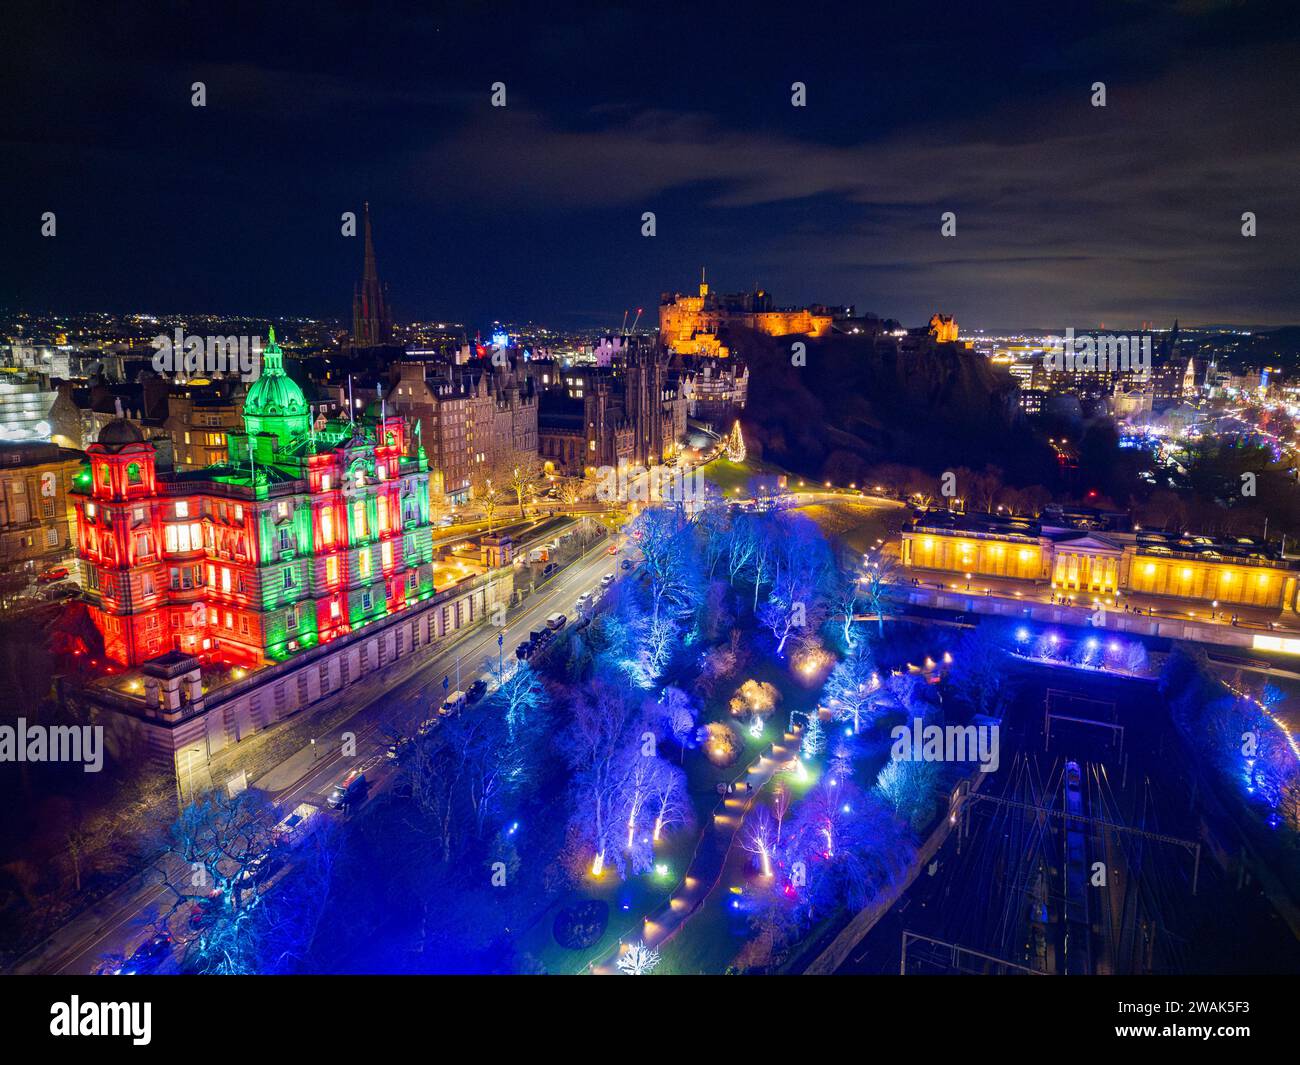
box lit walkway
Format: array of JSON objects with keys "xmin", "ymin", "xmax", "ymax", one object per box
[{"xmin": 588, "ymin": 730, "xmax": 802, "ymax": 974}]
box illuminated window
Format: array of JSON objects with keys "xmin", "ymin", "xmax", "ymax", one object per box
[
  {"xmin": 321, "ymin": 509, "xmax": 333, "ymax": 544},
  {"xmin": 175, "ymin": 500, "xmax": 189, "ymax": 518},
  {"xmin": 321, "ymin": 474, "xmax": 331, "ymax": 492},
  {"xmin": 330, "ymin": 599, "xmax": 340, "ymax": 619},
  {"xmin": 352, "ymin": 500, "xmax": 367, "ymax": 538},
  {"xmin": 359, "ymin": 550, "xmax": 371, "ymax": 579},
  {"xmin": 221, "ymin": 567, "xmax": 231, "ymax": 593},
  {"xmin": 382, "ymin": 541, "xmax": 393, "ymax": 568},
  {"xmin": 326, "ymin": 556, "xmax": 339, "ymax": 584}
]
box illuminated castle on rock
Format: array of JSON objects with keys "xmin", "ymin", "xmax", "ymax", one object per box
[{"xmin": 74, "ymin": 329, "xmax": 435, "ymax": 667}]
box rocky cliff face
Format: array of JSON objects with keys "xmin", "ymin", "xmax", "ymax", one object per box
[{"xmin": 730, "ymin": 327, "xmax": 1035, "ymax": 483}]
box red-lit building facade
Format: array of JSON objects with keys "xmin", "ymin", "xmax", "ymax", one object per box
[{"xmin": 73, "ymin": 331, "xmax": 436, "ymax": 668}]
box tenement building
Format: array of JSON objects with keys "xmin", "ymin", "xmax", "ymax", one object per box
[
  {"xmin": 386, "ymin": 359, "xmax": 538, "ymax": 508},
  {"xmin": 900, "ymin": 509, "xmax": 1300, "ymax": 612},
  {"xmin": 0, "ymin": 440, "xmax": 83, "ymax": 579}
]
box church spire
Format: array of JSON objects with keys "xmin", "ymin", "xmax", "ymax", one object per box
[
  {"xmin": 362, "ymin": 202, "xmax": 378, "ymax": 285},
  {"xmin": 352, "ymin": 202, "xmax": 393, "ymax": 348}
]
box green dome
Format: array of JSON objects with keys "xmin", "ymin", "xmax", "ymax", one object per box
[{"xmin": 243, "ymin": 327, "xmax": 309, "ymax": 446}]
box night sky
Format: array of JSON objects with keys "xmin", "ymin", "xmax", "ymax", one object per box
[{"xmin": 4, "ymin": 1, "xmax": 1299, "ymax": 331}]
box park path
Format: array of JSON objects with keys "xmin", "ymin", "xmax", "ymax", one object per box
[{"xmin": 587, "ymin": 728, "xmax": 802, "ymax": 974}]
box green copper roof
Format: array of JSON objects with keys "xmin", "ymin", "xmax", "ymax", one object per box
[{"xmin": 243, "ymin": 327, "xmax": 309, "ymax": 447}]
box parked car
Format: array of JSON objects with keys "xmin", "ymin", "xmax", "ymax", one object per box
[
  {"xmin": 187, "ymin": 894, "xmax": 219, "ymax": 931},
  {"xmin": 541, "ymin": 562, "xmax": 557, "ymax": 578},
  {"xmin": 327, "ymin": 769, "xmax": 368, "ymax": 810},
  {"xmin": 416, "ymin": 718, "xmax": 439, "ymax": 737},
  {"xmin": 273, "ymin": 802, "xmax": 321, "ymax": 848},
  {"xmin": 515, "ymin": 640, "xmax": 534, "ymax": 661},
  {"xmin": 600, "ymin": 573, "xmax": 615, "ymax": 587},
  {"xmin": 620, "ymin": 558, "xmax": 633, "ymax": 571},
  {"xmin": 36, "ymin": 565, "xmax": 69, "ymax": 584},
  {"xmin": 466, "ymin": 679, "xmax": 488, "ymax": 705},
  {"xmin": 43, "ymin": 583, "xmax": 81, "ymax": 601},
  {"xmin": 545, "ymin": 612, "xmax": 566, "ymax": 631},
  {"xmin": 385, "ymin": 737, "xmax": 413, "ymax": 762},
  {"xmin": 439, "ymin": 690, "xmax": 466, "ymax": 716},
  {"xmin": 238, "ymin": 849, "xmax": 284, "ymax": 886}
]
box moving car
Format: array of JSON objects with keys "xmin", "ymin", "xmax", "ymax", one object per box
[
  {"xmin": 327, "ymin": 769, "xmax": 368, "ymax": 810},
  {"xmin": 113, "ymin": 932, "xmax": 173, "ymax": 975}
]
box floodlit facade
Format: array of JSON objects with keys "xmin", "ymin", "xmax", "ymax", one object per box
[
  {"xmin": 900, "ymin": 510, "xmax": 1300, "ymax": 611},
  {"xmin": 73, "ymin": 330, "xmax": 436, "ymax": 667}
]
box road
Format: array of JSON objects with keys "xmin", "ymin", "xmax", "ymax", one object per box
[{"xmin": 14, "ymin": 529, "xmax": 630, "ymax": 975}]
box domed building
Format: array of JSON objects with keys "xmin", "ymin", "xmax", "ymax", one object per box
[
  {"xmin": 72, "ymin": 329, "xmax": 439, "ymax": 668},
  {"xmin": 240, "ymin": 327, "xmax": 310, "ymax": 451}
]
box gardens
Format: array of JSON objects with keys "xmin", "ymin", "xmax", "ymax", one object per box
[{"xmin": 140, "ymin": 499, "xmax": 1030, "ymax": 975}]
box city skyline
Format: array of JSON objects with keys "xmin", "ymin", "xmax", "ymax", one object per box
[{"xmin": 3, "ymin": 0, "xmax": 1300, "ymax": 1015}]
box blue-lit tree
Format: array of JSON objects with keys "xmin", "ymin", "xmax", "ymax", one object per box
[
  {"xmin": 876, "ymin": 756, "xmax": 942, "ymax": 832},
  {"xmin": 822, "ymin": 641, "xmax": 880, "ymax": 734}
]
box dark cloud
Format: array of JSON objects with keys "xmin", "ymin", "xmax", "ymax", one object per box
[{"xmin": 1, "ymin": 0, "xmax": 1298, "ymax": 328}]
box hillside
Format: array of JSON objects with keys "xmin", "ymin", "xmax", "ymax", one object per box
[{"xmin": 730, "ymin": 327, "xmax": 1053, "ymax": 485}]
